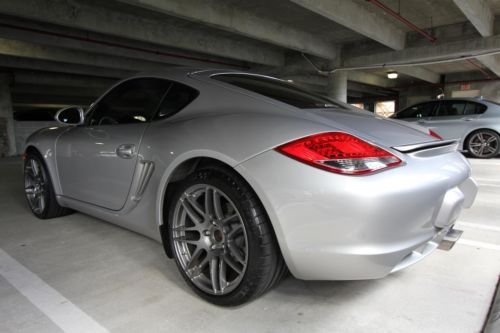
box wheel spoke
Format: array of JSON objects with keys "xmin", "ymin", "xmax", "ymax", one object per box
[
  {"xmin": 30, "ymin": 159, "xmax": 39, "ymax": 177},
  {"xmin": 221, "ymin": 213, "xmax": 238, "ymax": 224},
  {"xmin": 173, "ymin": 235, "xmax": 199, "ymax": 245},
  {"xmin": 478, "ymin": 133, "xmax": 485, "ymax": 143},
  {"xmin": 486, "ymin": 136, "xmax": 496, "ymax": 144},
  {"xmin": 227, "ymin": 224, "xmax": 243, "ymax": 238},
  {"xmin": 219, "ymin": 256, "xmax": 227, "ymax": 291},
  {"xmin": 213, "ymin": 190, "xmax": 224, "ymax": 220},
  {"xmin": 227, "ymin": 242, "xmax": 246, "ymax": 264},
  {"xmin": 38, "ymin": 194, "xmax": 45, "ymax": 212},
  {"xmin": 172, "ymin": 225, "xmax": 199, "ymax": 232},
  {"xmin": 181, "ymin": 198, "xmax": 203, "ymax": 224},
  {"xmin": 209, "ymin": 257, "xmax": 220, "ymax": 293},
  {"xmin": 223, "ymin": 254, "xmax": 242, "ymax": 274},
  {"xmin": 185, "ymin": 194, "xmax": 205, "ymax": 216},
  {"xmin": 186, "ymin": 247, "xmax": 204, "ymax": 270}
]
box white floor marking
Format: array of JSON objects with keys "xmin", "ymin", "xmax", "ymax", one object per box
[
  {"xmin": 457, "ymin": 239, "xmax": 500, "ymax": 251},
  {"xmin": 474, "ymin": 177, "xmax": 500, "ymax": 183},
  {"xmin": 456, "ymin": 221, "xmax": 500, "ymax": 233},
  {"xmin": 0, "ymin": 249, "xmax": 109, "ymax": 333},
  {"xmin": 478, "ymin": 183, "xmax": 500, "ymax": 188}
]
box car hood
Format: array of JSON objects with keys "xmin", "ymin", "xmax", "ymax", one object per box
[{"xmin": 306, "ymin": 108, "xmax": 436, "ymax": 148}]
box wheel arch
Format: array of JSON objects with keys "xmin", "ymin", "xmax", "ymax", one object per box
[{"xmin": 156, "ymin": 153, "xmax": 285, "ymax": 263}]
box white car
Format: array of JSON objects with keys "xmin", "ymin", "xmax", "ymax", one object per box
[{"xmin": 393, "ymin": 98, "xmax": 500, "ymax": 158}]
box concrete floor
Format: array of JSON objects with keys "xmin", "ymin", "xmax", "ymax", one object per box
[{"xmin": 0, "ymin": 157, "xmax": 499, "ymax": 333}]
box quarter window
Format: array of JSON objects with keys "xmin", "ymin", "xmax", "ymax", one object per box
[
  {"xmin": 87, "ymin": 78, "xmax": 171, "ymax": 126},
  {"xmin": 155, "ymin": 82, "xmax": 199, "ymax": 119},
  {"xmin": 464, "ymin": 102, "xmax": 487, "ymax": 115}
]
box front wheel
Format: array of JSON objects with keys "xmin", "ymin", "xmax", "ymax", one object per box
[
  {"xmin": 24, "ymin": 152, "xmax": 72, "ymax": 219},
  {"xmin": 466, "ymin": 130, "xmax": 500, "ymax": 158},
  {"xmin": 167, "ymin": 167, "xmax": 286, "ymax": 306}
]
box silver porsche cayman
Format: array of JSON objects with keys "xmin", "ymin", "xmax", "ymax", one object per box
[{"xmin": 23, "ymin": 68, "xmax": 478, "ymax": 305}]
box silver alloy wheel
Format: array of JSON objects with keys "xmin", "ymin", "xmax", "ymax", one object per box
[
  {"xmin": 468, "ymin": 132, "xmax": 499, "ymax": 158},
  {"xmin": 24, "ymin": 158, "xmax": 47, "ymax": 214},
  {"xmin": 172, "ymin": 184, "xmax": 248, "ymax": 295}
]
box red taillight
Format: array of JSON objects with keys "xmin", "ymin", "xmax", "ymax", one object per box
[
  {"xmin": 428, "ymin": 129, "xmax": 442, "ymax": 140},
  {"xmin": 275, "ymin": 132, "xmax": 402, "ymax": 175}
]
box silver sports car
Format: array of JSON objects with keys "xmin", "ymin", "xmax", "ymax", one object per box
[
  {"xmin": 23, "ymin": 68, "xmax": 478, "ymax": 305},
  {"xmin": 393, "ymin": 98, "xmax": 500, "ymax": 158}
]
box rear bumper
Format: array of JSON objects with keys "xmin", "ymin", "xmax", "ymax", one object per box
[{"xmin": 236, "ymin": 149, "xmax": 477, "ymax": 280}]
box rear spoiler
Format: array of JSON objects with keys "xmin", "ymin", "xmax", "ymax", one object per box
[{"xmin": 393, "ymin": 139, "xmax": 459, "ymax": 154}]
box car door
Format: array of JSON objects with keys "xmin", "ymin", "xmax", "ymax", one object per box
[
  {"xmin": 424, "ymin": 100, "xmax": 484, "ymax": 140},
  {"xmin": 56, "ymin": 78, "xmax": 172, "ymax": 210}
]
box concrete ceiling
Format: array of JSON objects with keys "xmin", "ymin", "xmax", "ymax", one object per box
[{"xmin": 1, "ymin": 0, "xmax": 500, "ymax": 107}]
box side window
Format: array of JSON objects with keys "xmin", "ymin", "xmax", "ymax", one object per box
[
  {"xmin": 396, "ymin": 102, "xmax": 436, "ymax": 119},
  {"xmin": 464, "ymin": 102, "xmax": 487, "ymax": 115},
  {"xmin": 435, "ymin": 101, "xmax": 466, "ymax": 117},
  {"xmin": 87, "ymin": 78, "xmax": 171, "ymax": 126},
  {"xmin": 155, "ymin": 82, "xmax": 199, "ymax": 119}
]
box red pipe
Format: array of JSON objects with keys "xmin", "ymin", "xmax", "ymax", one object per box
[
  {"xmin": 465, "ymin": 59, "xmax": 492, "ymax": 79},
  {"xmin": 366, "ymin": 0, "xmax": 494, "ymax": 79},
  {"xmin": 366, "ymin": 0, "xmax": 437, "ymax": 43},
  {"xmin": 0, "ymin": 22, "xmax": 246, "ymax": 69}
]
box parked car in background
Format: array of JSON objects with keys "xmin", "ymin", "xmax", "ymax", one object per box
[{"xmin": 392, "ymin": 98, "xmax": 500, "ymax": 158}]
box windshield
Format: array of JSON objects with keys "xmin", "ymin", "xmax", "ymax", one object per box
[{"xmin": 212, "ymin": 73, "xmax": 345, "ymax": 109}]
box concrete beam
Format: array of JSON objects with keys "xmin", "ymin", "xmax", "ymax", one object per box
[
  {"xmin": 344, "ymin": 34, "xmax": 500, "ymax": 68},
  {"xmin": 452, "ymin": 0, "xmax": 494, "ymax": 37},
  {"xmin": 115, "ymin": 0, "xmax": 337, "ymax": 59},
  {"xmin": 289, "ymin": 0, "xmax": 405, "ymax": 50},
  {"xmin": 0, "ymin": 55, "xmax": 133, "ymax": 79},
  {"xmin": 395, "ymin": 67, "xmax": 441, "ymax": 83},
  {"xmin": 13, "ymin": 72, "xmax": 116, "ymax": 89},
  {"xmin": 347, "ymin": 71, "xmax": 393, "ymax": 88},
  {"xmin": 0, "ymin": 17, "xmax": 247, "ymax": 70},
  {"xmin": 0, "ymin": 38, "xmax": 178, "ymax": 73},
  {"xmin": 476, "ymin": 55, "xmax": 500, "ymax": 77},
  {"xmin": 0, "ymin": 0, "xmax": 284, "ymax": 66}
]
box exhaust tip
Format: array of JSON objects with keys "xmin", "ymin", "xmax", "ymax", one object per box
[{"xmin": 438, "ymin": 228, "xmax": 463, "ymax": 251}]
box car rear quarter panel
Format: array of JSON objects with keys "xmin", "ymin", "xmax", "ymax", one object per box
[{"xmin": 236, "ymin": 148, "xmax": 472, "ymax": 280}]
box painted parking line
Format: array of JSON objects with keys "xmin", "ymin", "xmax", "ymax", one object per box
[
  {"xmin": 0, "ymin": 249, "xmax": 108, "ymax": 333},
  {"xmin": 458, "ymin": 239, "xmax": 500, "ymax": 251},
  {"xmin": 456, "ymin": 221, "xmax": 500, "ymax": 233},
  {"xmin": 474, "ymin": 178, "xmax": 500, "ymax": 183}
]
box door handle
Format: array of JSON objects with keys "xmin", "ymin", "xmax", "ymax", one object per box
[
  {"xmin": 116, "ymin": 144, "xmax": 136, "ymax": 159},
  {"xmin": 463, "ymin": 118, "xmax": 474, "ymax": 121},
  {"xmin": 417, "ymin": 119, "xmax": 425, "ymax": 124}
]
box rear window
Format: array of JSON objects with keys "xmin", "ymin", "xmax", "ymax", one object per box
[{"xmin": 212, "ymin": 73, "xmax": 344, "ymax": 109}]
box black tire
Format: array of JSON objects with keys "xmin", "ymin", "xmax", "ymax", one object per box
[
  {"xmin": 466, "ymin": 130, "xmax": 500, "ymax": 159},
  {"xmin": 24, "ymin": 151, "xmax": 73, "ymax": 219},
  {"xmin": 167, "ymin": 166, "xmax": 286, "ymax": 306}
]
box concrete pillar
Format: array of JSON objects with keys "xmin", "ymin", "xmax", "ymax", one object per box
[
  {"xmin": 327, "ymin": 71, "xmax": 348, "ymax": 103},
  {"xmin": 0, "ymin": 73, "xmax": 16, "ymax": 157}
]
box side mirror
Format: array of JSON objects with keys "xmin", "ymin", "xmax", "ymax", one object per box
[{"xmin": 55, "ymin": 106, "xmax": 84, "ymax": 125}]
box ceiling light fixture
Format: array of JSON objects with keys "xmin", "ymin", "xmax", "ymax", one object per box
[{"xmin": 387, "ymin": 72, "xmax": 398, "ymax": 79}]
